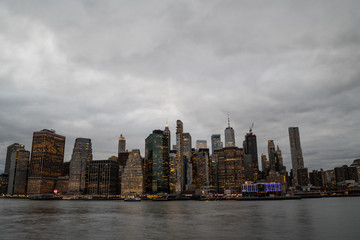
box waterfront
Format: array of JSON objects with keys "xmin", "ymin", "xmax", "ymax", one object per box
[{"xmin": 0, "ymin": 198, "xmax": 359, "ymax": 240}]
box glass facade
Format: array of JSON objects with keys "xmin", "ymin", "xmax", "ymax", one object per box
[
  {"xmin": 68, "ymin": 138, "xmax": 92, "ymax": 194},
  {"xmin": 211, "ymin": 134, "xmax": 223, "ymax": 154},
  {"xmin": 145, "ymin": 130, "xmax": 170, "ymax": 194},
  {"xmin": 121, "ymin": 149, "xmax": 143, "ymax": 196},
  {"xmin": 88, "ymin": 160, "xmax": 119, "ymax": 195}
]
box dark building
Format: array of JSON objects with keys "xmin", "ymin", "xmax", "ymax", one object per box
[
  {"xmin": 297, "ymin": 168, "xmax": 309, "ymax": 187},
  {"xmin": 68, "ymin": 138, "xmax": 92, "ymax": 194},
  {"xmin": 118, "ymin": 134, "xmax": 126, "ymax": 153},
  {"xmin": 7, "ymin": 145, "xmax": 30, "ymax": 195},
  {"xmin": 145, "ymin": 129, "xmax": 170, "ymax": 194},
  {"xmin": 211, "ymin": 134, "xmax": 223, "ymax": 154},
  {"xmin": 0, "ymin": 174, "xmax": 9, "ymax": 195},
  {"xmin": 27, "ymin": 129, "xmax": 65, "ymax": 195},
  {"xmin": 268, "ymin": 140, "xmax": 276, "ymax": 172},
  {"xmin": 175, "ymin": 120, "xmax": 185, "ymax": 193},
  {"xmin": 334, "ymin": 165, "xmax": 358, "ymax": 184},
  {"xmin": 216, "ymin": 147, "xmax": 245, "ymax": 193},
  {"xmin": 309, "ymin": 169, "xmax": 325, "ymax": 188},
  {"xmin": 88, "ymin": 159, "xmax": 119, "ymax": 195},
  {"xmin": 4, "ymin": 143, "xmax": 24, "ymax": 175},
  {"xmin": 289, "ymin": 127, "xmax": 305, "ymax": 185},
  {"xmin": 192, "ymin": 148, "xmax": 211, "ymax": 190},
  {"xmin": 62, "ymin": 162, "xmax": 70, "ymax": 176},
  {"xmin": 243, "ymin": 129, "xmax": 259, "ymax": 181},
  {"xmin": 243, "ymin": 154, "xmax": 254, "ymax": 182}
]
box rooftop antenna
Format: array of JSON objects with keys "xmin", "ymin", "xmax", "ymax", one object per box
[
  {"xmin": 249, "ymin": 122, "xmax": 254, "ymax": 133},
  {"xmin": 228, "ymin": 112, "xmax": 230, "ymax": 127}
]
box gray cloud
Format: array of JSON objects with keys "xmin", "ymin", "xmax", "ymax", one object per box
[{"xmin": 0, "ymin": 0, "xmax": 359, "ymax": 172}]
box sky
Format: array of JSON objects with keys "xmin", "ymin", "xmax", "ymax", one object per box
[{"xmin": 1, "ymin": 0, "xmax": 359, "ymax": 173}]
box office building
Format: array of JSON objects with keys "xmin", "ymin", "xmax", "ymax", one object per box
[
  {"xmin": 268, "ymin": 140, "xmax": 276, "ymax": 172},
  {"xmin": 297, "ymin": 168, "xmax": 309, "ymax": 187},
  {"xmin": 7, "ymin": 145, "xmax": 30, "ymax": 195},
  {"xmin": 183, "ymin": 133, "xmax": 194, "ymax": 191},
  {"xmin": 243, "ymin": 129, "xmax": 259, "ymax": 181},
  {"xmin": 4, "ymin": 143, "xmax": 24, "ymax": 175},
  {"xmin": 27, "ymin": 129, "xmax": 65, "ymax": 194},
  {"xmin": 217, "ymin": 147, "xmax": 245, "ymax": 193},
  {"xmin": 145, "ymin": 129, "xmax": 170, "ymax": 194},
  {"xmin": 68, "ymin": 138, "xmax": 92, "ymax": 194},
  {"xmin": 196, "ymin": 140, "xmax": 207, "ymax": 150},
  {"xmin": 224, "ymin": 115, "xmax": 235, "ymax": 148},
  {"xmin": 193, "ymin": 148, "xmax": 210, "ymax": 190},
  {"xmin": 211, "ymin": 134, "xmax": 223, "ymax": 154},
  {"xmin": 175, "ymin": 120, "xmax": 184, "ymax": 193},
  {"xmin": 121, "ymin": 149, "xmax": 143, "ymax": 196},
  {"xmin": 88, "ymin": 159, "xmax": 119, "ymax": 195},
  {"xmin": 118, "ymin": 134, "xmax": 126, "ymax": 153},
  {"xmin": 289, "ymin": 127, "xmax": 305, "ymax": 185}
]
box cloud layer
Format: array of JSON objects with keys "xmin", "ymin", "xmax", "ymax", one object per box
[{"xmin": 1, "ymin": 0, "xmax": 360, "ymax": 172}]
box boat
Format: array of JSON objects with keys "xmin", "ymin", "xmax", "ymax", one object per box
[{"xmin": 124, "ymin": 196, "xmax": 141, "ymax": 202}]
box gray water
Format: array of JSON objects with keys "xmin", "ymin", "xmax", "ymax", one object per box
[{"xmin": 0, "ymin": 198, "xmax": 359, "ymax": 240}]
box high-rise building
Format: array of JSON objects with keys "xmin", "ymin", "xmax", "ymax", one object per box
[
  {"xmin": 217, "ymin": 147, "xmax": 245, "ymax": 193},
  {"xmin": 243, "ymin": 154, "xmax": 254, "ymax": 182},
  {"xmin": 289, "ymin": 127, "xmax": 305, "ymax": 185},
  {"xmin": 7, "ymin": 145, "xmax": 30, "ymax": 195},
  {"xmin": 243, "ymin": 129, "xmax": 259, "ymax": 182},
  {"xmin": 196, "ymin": 140, "xmax": 207, "ymax": 150},
  {"xmin": 145, "ymin": 129, "xmax": 170, "ymax": 194},
  {"xmin": 183, "ymin": 133, "xmax": 194, "ymax": 191},
  {"xmin": 0, "ymin": 174, "xmax": 9, "ymax": 195},
  {"xmin": 68, "ymin": 138, "xmax": 92, "ymax": 194},
  {"xmin": 4, "ymin": 143, "xmax": 23, "ymax": 175},
  {"xmin": 118, "ymin": 134, "xmax": 126, "ymax": 153},
  {"xmin": 211, "ymin": 134, "xmax": 223, "ymax": 154},
  {"xmin": 192, "ymin": 148, "xmax": 210, "ymax": 190},
  {"xmin": 225, "ymin": 114, "xmax": 235, "ymax": 148},
  {"xmin": 274, "ymin": 145, "xmax": 286, "ymax": 174},
  {"xmin": 297, "ymin": 168, "xmax": 309, "ymax": 187},
  {"xmin": 27, "ymin": 129, "xmax": 65, "ymax": 194},
  {"xmin": 88, "ymin": 159, "xmax": 119, "ymax": 195},
  {"xmin": 175, "ymin": 120, "xmax": 184, "ymax": 193},
  {"xmin": 121, "ymin": 149, "xmax": 143, "ymax": 196},
  {"xmin": 261, "ymin": 153, "xmax": 269, "ymax": 174},
  {"xmin": 169, "ymin": 149, "xmax": 177, "ymax": 193},
  {"xmin": 268, "ymin": 140, "xmax": 276, "ymax": 172}
]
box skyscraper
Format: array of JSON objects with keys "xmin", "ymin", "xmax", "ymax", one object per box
[
  {"xmin": 175, "ymin": 120, "xmax": 184, "ymax": 193},
  {"xmin": 145, "ymin": 130, "xmax": 170, "ymax": 194},
  {"xmin": 27, "ymin": 129, "xmax": 65, "ymax": 194},
  {"xmin": 88, "ymin": 159, "xmax": 119, "ymax": 195},
  {"xmin": 118, "ymin": 134, "xmax": 126, "ymax": 153},
  {"xmin": 121, "ymin": 149, "xmax": 143, "ymax": 196},
  {"xmin": 68, "ymin": 138, "xmax": 92, "ymax": 194},
  {"xmin": 289, "ymin": 127, "xmax": 304, "ymax": 185},
  {"xmin": 211, "ymin": 134, "xmax": 223, "ymax": 153},
  {"xmin": 268, "ymin": 140, "xmax": 276, "ymax": 172},
  {"xmin": 183, "ymin": 132, "xmax": 194, "ymax": 191},
  {"xmin": 225, "ymin": 114, "xmax": 235, "ymax": 148},
  {"xmin": 243, "ymin": 129, "xmax": 259, "ymax": 181},
  {"xmin": 7, "ymin": 144, "xmax": 30, "ymax": 195},
  {"xmin": 196, "ymin": 140, "xmax": 207, "ymax": 150},
  {"xmin": 261, "ymin": 153, "xmax": 269, "ymax": 175},
  {"xmin": 4, "ymin": 143, "xmax": 23, "ymax": 175},
  {"xmin": 192, "ymin": 148, "xmax": 210, "ymax": 190}
]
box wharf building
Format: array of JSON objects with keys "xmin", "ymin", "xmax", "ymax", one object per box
[
  {"xmin": 88, "ymin": 159, "xmax": 119, "ymax": 195},
  {"xmin": 211, "ymin": 134, "xmax": 223, "ymax": 154},
  {"xmin": 27, "ymin": 129, "xmax": 65, "ymax": 195},
  {"xmin": 243, "ymin": 129, "xmax": 259, "ymax": 182},
  {"xmin": 121, "ymin": 149, "xmax": 143, "ymax": 196},
  {"xmin": 68, "ymin": 138, "xmax": 92, "ymax": 194},
  {"xmin": 289, "ymin": 127, "xmax": 305, "ymax": 185},
  {"xmin": 334, "ymin": 165, "xmax": 359, "ymax": 186},
  {"xmin": 7, "ymin": 144, "xmax": 30, "ymax": 195},
  {"xmin": 145, "ymin": 129, "xmax": 170, "ymax": 194},
  {"xmin": 0, "ymin": 174, "xmax": 9, "ymax": 195}
]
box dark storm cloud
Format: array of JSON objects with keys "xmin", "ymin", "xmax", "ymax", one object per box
[{"xmin": 0, "ymin": 0, "xmax": 359, "ymax": 172}]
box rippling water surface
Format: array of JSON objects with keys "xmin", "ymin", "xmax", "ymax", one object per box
[{"xmin": 0, "ymin": 197, "xmax": 359, "ymax": 240}]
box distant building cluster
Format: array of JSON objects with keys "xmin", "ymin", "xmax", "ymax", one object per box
[{"xmin": 1, "ymin": 120, "xmax": 360, "ymax": 197}]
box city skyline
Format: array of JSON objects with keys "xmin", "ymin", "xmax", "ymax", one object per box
[{"xmin": 1, "ymin": 1, "xmax": 360, "ymax": 172}]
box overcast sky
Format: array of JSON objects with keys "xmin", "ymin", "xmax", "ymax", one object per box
[{"xmin": 1, "ymin": 0, "xmax": 359, "ymax": 173}]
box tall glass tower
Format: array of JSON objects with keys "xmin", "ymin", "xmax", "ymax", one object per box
[
  {"xmin": 225, "ymin": 114, "xmax": 235, "ymax": 148},
  {"xmin": 68, "ymin": 138, "xmax": 92, "ymax": 194},
  {"xmin": 211, "ymin": 134, "xmax": 223, "ymax": 153}
]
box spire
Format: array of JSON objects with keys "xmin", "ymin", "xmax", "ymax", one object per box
[{"xmin": 227, "ymin": 112, "xmax": 230, "ymax": 128}]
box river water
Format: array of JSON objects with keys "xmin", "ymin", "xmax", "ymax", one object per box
[{"xmin": 0, "ymin": 197, "xmax": 359, "ymax": 240}]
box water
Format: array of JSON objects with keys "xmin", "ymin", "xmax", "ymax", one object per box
[{"xmin": 0, "ymin": 197, "xmax": 359, "ymax": 240}]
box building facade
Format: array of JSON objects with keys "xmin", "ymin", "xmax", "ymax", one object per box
[
  {"xmin": 289, "ymin": 127, "xmax": 305, "ymax": 185},
  {"xmin": 7, "ymin": 145, "xmax": 30, "ymax": 195},
  {"xmin": 243, "ymin": 131, "xmax": 259, "ymax": 181},
  {"xmin": 211, "ymin": 134, "xmax": 223, "ymax": 154},
  {"xmin": 88, "ymin": 159, "xmax": 119, "ymax": 195},
  {"xmin": 27, "ymin": 129, "xmax": 66, "ymax": 194},
  {"xmin": 68, "ymin": 138, "xmax": 92, "ymax": 194},
  {"xmin": 121, "ymin": 149, "xmax": 143, "ymax": 196}
]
